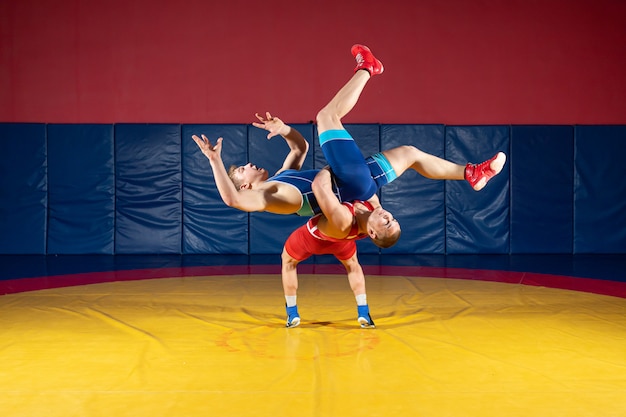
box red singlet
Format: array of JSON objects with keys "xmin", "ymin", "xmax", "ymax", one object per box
[{"xmin": 284, "ymin": 201, "xmax": 374, "ymax": 261}]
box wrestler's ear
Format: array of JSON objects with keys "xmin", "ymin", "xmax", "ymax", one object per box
[
  {"xmin": 368, "ymin": 227, "xmax": 377, "ymax": 240},
  {"xmin": 239, "ymin": 182, "xmax": 252, "ymax": 190}
]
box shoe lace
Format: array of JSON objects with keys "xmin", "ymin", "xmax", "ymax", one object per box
[{"xmin": 472, "ymin": 158, "xmax": 495, "ymax": 177}]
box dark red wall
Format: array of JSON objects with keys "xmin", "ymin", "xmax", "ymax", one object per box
[{"xmin": 2, "ymin": 0, "xmax": 625, "ymax": 124}]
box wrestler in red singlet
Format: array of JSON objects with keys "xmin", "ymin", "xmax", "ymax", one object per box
[{"xmin": 284, "ymin": 200, "xmax": 374, "ymax": 262}]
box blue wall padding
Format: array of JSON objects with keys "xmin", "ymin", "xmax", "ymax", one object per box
[
  {"xmin": 181, "ymin": 124, "xmax": 249, "ymax": 254},
  {"xmin": 574, "ymin": 125, "xmax": 626, "ymax": 253},
  {"xmin": 1, "ymin": 123, "xmax": 625, "ymax": 255},
  {"xmin": 250, "ymin": 123, "xmax": 314, "ymax": 254},
  {"xmin": 0, "ymin": 124, "xmax": 47, "ymax": 254},
  {"xmin": 380, "ymin": 124, "xmax": 446, "ymax": 254},
  {"xmin": 250, "ymin": 211, "xmax": 308, "ymax": 255},
  {"xmin": 445, "ymin": 126, "xmax": 510, "ymax": 254},
  {"xmin": 511, "ymin": 126, "xmax": 574, "ymax": 253},
  {"xmin": 47, "ymin": 124, "xmax": 115, "ymax": 254},
  {"xmin": 115, "ymin": 124, "xmax": 182, "ymax": 254}
]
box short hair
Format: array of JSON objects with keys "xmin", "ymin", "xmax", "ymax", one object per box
[
  {"xmin": 227, "ymin": 165, "xmax": 243, "ymax": 189},
  {"xmin": 371, "ymin": 227, "xmax": 401, "ymax": 248}
]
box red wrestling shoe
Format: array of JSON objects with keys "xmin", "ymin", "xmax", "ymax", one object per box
[
  {"xmin": 351, "ymin": 44, "xmax": 384, "ymax": 76},
  {"xmin": 465, "ymin": 152, "xmax": 506, "ymax": 191}
]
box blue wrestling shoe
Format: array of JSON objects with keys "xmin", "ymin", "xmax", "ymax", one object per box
[
  {"xmin": 286, "ymin": 305, "xmax": 301, "ymax": 328},
  {"xmin": 357, "ymin": 305, "xmax": 376, "ymax": 328}
]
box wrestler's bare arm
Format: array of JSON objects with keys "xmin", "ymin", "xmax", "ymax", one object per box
[
  {"xmin": 192, "ymin": 134, "xmax": 269, "ymax": 212},
  {"xmin": 252, "ymin": 112, "xmax": 309, "ymax": 174},
  {"xmin": 312, "ymin": 168, "xmax": 353, "ymax": 238}
]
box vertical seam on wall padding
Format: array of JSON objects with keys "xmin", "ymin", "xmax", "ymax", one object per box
[
  {"xmin": 507, "ymin": 125, "xmax": 512, "ymax": 255},
  {"xmin": 178, "ymin": 123, "xmax": 183, "ymax": 255},
  {"xmin": 443, "ymin": 124, "xmax": 447, "ymax": 255},
  {"xmin": 44, "ymin": 123, "xmax": 49, "ymax": 255},
  {"xmin": 570, "ymin": 125, "xmax": 575, "ymax": 254},
  {"xmin": 113, "ymin": 124, "xmax": 117, "ymax": 255},
  {"xmin": 572, "ymin": 125, "xmax": 577, "ymax": 254}
]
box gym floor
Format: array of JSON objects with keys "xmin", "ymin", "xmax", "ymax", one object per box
[{"xmin": 1, "ymin": 254, "xmax": 625, "ymax": 417}]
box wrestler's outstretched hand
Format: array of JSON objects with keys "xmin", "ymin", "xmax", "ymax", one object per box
[
  {"xmin": 192, "ymin": 134, "xmax": 223, "ymax": 162},
  {"xmin": 252, "ymin": 112, "xmax": 288, "ymax": 139}
]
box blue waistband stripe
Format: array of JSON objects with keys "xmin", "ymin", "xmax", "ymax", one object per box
[{"xmin": 319, "ymin": 129, "xmax": 353, "ymax": 146}]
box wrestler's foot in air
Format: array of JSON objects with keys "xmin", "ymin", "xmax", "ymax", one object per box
[
  {"xmin": 465, "ymin": 152, "xmax": 507, "ymax": 191},
  {"xmin": 351, "ymin": 44, "xmax": 384, "ymax": 76}
]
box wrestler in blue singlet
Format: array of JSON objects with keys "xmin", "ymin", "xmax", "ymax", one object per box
[
  {"xmin": 268, "ymin": 130, "xmax": 399, "ymax": 216},
  {"xmin": 319, "ymin": 129, "xmax": 398, "ymax": 202},
  {"xmin": 267, "ymin": 169, "xmax": 326, "ymax": 217}
]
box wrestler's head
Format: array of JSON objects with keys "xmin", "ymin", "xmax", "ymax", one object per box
[
  {"xmin": 228, "ymin": 163, "xmax": 269, "ymax": 190},
  {"xmin": 367, "ymin": 206, "xmax": 401, "ymax": 248}
]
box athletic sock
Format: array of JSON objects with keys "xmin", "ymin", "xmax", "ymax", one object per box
[
  {"xmin": 355, "ymin": 293, "xmax": 367, "ymax": 306},
  {"xmin": 285, "ymin": 295, "xmax": 297, "ymax": 307}
]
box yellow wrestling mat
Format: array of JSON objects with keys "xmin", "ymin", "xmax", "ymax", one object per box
[{"xmin": 1, "ymin": 274, "xmax": 625, "ymax": 417}]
